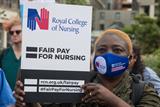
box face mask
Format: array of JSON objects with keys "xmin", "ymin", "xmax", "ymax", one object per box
[{"xmin": 94, "ymin": 53, "xmax": 129, "ymax": 77}]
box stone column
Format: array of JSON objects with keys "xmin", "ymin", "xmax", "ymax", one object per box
[{"xmin": 149, "ymin": 4, "xmax": 155, "ymax": 18}]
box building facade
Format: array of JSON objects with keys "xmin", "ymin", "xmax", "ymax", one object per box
[
  {"xmin": 90, "ymin": 0, "xmax": 156, "ymax": 31},
  {"xmin": 0, "ymin": 0, "xmax": 19, "ymax": 50},
  {"xmin": 94, "ymin": 9, "xmax": 135, "ymax": 30},
  {"xmin": 90, "ymin": 0, "xmax": 136, "ymax": 31}
]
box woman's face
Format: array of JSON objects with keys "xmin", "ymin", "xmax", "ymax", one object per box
[
  {"xmin": 9, "ymin": 24, "xmax": 22, "ymax": 44},
  {"xmin": 95, "ymin": 33, "xmax": 129, "ymax": 57}
]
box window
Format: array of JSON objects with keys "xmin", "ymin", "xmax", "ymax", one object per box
[
  {"xmin": 0, "ymin": 0, "xmax": 3, "ymax": 4},
  {"xmin": 131, "ymin": 12, "xmax": 136, "ymax": 19},
  {"xmin": 107, "ymin": 3, "xmax": 111, "ymax": 10},
  {"xmin": 115, "ymin": 12, "xmax": 120, "ymax": 20},
  {"xmin": 143, "ymin": 6, "xmax": 149, "ymax": 16},
  {"xmin": 155, "ymin": 5, "xmax": 158, "ymax": 17},
  {"xmin": 8, "ymin": 0, "xmax": 12, "ymax": 8},
  {"xmin": 155, "ymin": 0, "xmax": 158, "ymax": 2},
  {"xmin": 2, "ymin": 0, "xmax": 12, "ymax": 8},
  {"xmin": 100, "ymin": 24, "xmax": 105, "ymax": 30},
  {"xmin": 99, "ymin": 12, "xmax": 105, "ymax": 20}
]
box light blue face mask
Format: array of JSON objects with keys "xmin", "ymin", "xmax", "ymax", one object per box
[{"xmin": 94, "ymin": 53, "xmax": 129, "ymax": 77}]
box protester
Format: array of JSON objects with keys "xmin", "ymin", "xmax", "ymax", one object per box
[
  {"xmin": 0, "ymin": 17, "xmax": 22, "ymax": 90},
  {"xmin": 14, "ymin": 29, "xmax": 160, "ymax": 107},
  {"xmin": 0, "ymin": 68, "xmax": 15, "ymax": 107},
  {"xmin": 130, "ymin": 45, "xmax": 160, "ymax": 96}
]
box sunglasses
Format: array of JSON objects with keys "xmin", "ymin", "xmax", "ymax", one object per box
[{"xmin": 9, "ymin": 30, "xmax": 22, "ymax": 35}]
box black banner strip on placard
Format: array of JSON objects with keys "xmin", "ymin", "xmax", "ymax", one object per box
[
  {"xmin": 26, "ymin": 47, "xmax": 38, "ymax": 52},
  {"xmin": 21, "ymin": 69, "xmax": 96, "ymax": 103},
  {"xmin": 26, "ymin": 53, "xmax": 37, "ymax": 58}
]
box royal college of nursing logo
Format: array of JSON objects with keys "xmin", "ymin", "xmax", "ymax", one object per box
[
  {"xmin": 27, "ymin": 8, "xmax": 49, "ymax": 31},
  {"xmin": 95, "ymin": 56, "xmax": 107, "ymax": 74}
]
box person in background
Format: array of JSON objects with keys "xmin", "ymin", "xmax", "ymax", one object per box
[
  {"xmin": 0, "ymin": 16, "xmax": 22, "ymax": 91},
  {"xmin": 130, "ymin": 45, "xmax": 160, "ymax": 96},
  {"xmin": 14, "ymin": 29, "xmax": 160, "ymax": 107},
  {"xmin": 0, "ymin": 68, "xmax": 15, "ymax": 107}
]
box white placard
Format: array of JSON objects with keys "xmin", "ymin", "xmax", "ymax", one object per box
[{"xmin": 21, "ymin": 2, "xmax": 92, "ymax": 72}]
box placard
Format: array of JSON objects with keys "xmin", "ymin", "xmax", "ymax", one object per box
[{"xmin": 21, "ymin": 2, "xmax": 92, "ymax": 103}]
